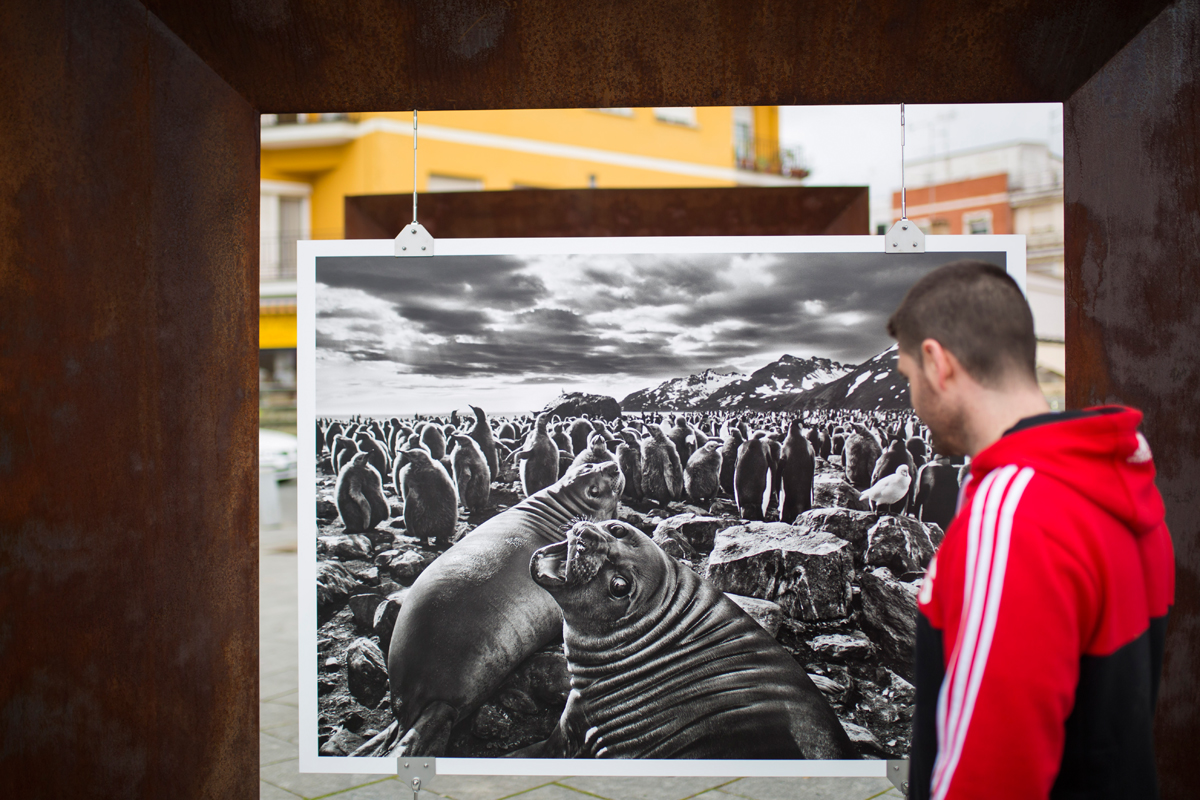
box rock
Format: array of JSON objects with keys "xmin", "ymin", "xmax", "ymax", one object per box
[
  {"xmin": 524, "ymin": 651, "xmax": 570, "ymax": 707},
  {"xmin": 617, "ymin": 506, "xmax": 657, "ymax": 534},
  {"xmin": 542, "ymin": 392, "xmax": 621, "ymax": 421},
  {"xmin": 319, "ymin": 726, "xmax": 366, "ymax": 756},
  {"xmin": 652, "ymin": 532, "xmax": 693, "ymax": 561},
  {"xmin": 704, "ymin": 522, "xmax": 854, "ymax": 622},
  {"xmin": 316, "ymin": 561, "xmax": 362, "ymax": 615},
  {"xmin": 864, "ymin": 515, "xmax": 936, "ymax": 577},
  {"xmin": 925, "ymin": 521, "xmax": 945, "ymax": 547},
  {"xmin": 813, "ymin": 477, "xmax": 871, "ymax": 511},
  {"xmin": 859, "ymin": 567, "xmax": 919, "ymax": 682},
  {"xmin": 652, "ymin": 513, "xmax": 726, "ymax": 555},
  {"xmin": 809, "ymin": 632, "xmax": 876, "ymax": 662},
  {"xmin": 318, "ymin": 677, "xmax": 337, "ymax": 696},
  {"xmin": 471, "ymin": 703, "xmax": 518, "ymax": 740},
  {"xmin": 318, "ymin": 534, "xmax": 374, "ymax": 561},
  {"xmin": 316, "ymin": 498, "xmax": 339, "ymax": 521},
  {"xmin": 794, "ymin": 507, "xmax": 878, "ymax": 561},
  {"xmin": 341, "ymin": 561, "xmax": 379, "ymax": 585},
  {"xmin": 372, "ymin": 588, "xmax": 408, "ymax": 644},
  {"xmin": 724, "ymin": 592, "xmax": 784, "ymax": 637},
  {"xmin": 375, "ymin": 549, "xmax": 430, "ymax": 584},
  {"xmin": 346, "ymin": 637, "xmax": 389, "ymax": 709},
  {"xmin": 348, "ymin": 593, "xmax": 385, "ymax": 631},
  {"xmin": 389, "ymin": 501, "xmax": 404, "ymax": 518},
  {"xmin": 842, "ymin": 721, "xmax": 888, "ymax": 758},
  {"xmin": 708, "ymin": 498, "xmax": 740, "ymax": 516}
]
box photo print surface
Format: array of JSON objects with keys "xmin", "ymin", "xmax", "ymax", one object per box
[{"xmin": 297, "ymin": 236, "xmax": 1023, "ymax": 776}]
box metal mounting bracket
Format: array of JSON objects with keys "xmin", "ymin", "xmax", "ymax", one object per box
[
  {"xmin": 886, "ymin": 758, "xmax": 910, "ymax": 796},
  {"xmin": 397, "ymin": 756, "xmax": 436, "ymax": 797},
  {"xmin": 395, "ymin": 222, "xmax": 435, "ymax": 257},
  {"xmin": 885, "ymin": 219, "xmax": 925, "ymax": 253}
]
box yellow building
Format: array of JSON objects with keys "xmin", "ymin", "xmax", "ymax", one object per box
[{"xmin": 257, "ymin": 107, "xmax": 802, "ymax": 427}]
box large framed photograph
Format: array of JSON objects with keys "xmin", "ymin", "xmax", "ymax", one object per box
[{"xmin": 297, "ymin": 235, "xmax": 1025, "ymax": 776}]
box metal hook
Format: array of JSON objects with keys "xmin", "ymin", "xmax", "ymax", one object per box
[{"xmin": 396, "ymin": 109, "xmax": 435, "ymax": 257}]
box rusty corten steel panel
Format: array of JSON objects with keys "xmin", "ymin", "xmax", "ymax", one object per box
[
  {"xmin": 1065, "ymin": 2, "xmax": 1200, "ymax": 797},
  {"xmin": 345, "ymin": 186, "xmax": 869, "ymax": 239},
  {"xmin": 140, "ymin": 0, "xmax": 1170, "ymax": 111},
  {"xmin": 0, "ymin": 0, "xmax": 259, "ymax": 797}
]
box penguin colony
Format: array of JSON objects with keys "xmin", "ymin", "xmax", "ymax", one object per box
[{"xmin": 315, "ymin": 403, "xmax": 964, "ymax": 759}]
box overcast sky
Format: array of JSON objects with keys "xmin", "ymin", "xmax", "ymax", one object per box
[
  {"xmin": 315, "ymin": 250, "xmax": 1002, "ymax": 415},
  {"xmin": 778, "ymin": 103, "xmax": 1063, "ymax": 228}
]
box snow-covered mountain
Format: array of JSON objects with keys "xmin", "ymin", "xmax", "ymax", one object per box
[
  {"xmin": 620, "ymin": 368, "xmax": 745, "ymax": 411},
  {"xmin": 787, "ymin": 344, "xmax": 911, "ymax": 410},
  {"xmin": 620, "ymin": 355, "xmax": 854, "ymax": 412},
  {"xmin": 705, "ymin": 354, "xmax": 854, "ymax": 410}
]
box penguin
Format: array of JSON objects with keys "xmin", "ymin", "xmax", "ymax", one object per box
[
  {"xmin": 719, "ymin": 428, "xmax": 745, "ymax": 496},
  {"xmin": 335, "ymin": 452, "xmax": 389, "ymax": 534},
  {"xmin": 843, "ymin": 424, "xmax": 882, "ymax": 490},
  {"xmin": 871, "ymin": 438, "xmax": 916, "ymax": 515},
  {"xmin": 912, "ymin": 455, "xmax": 961, "ymax": 532},
  {"xmin": 419, "ymin": 423, "xmax": 447, "ymax": 461},
  {"xmin": 641, "ymin": 427, "xmax": 683, "ymax": 506},
  {"xmin": 398, "ymin": 448, "xmax": 459, "ymax": 548},
  {"xmin": 568, "ymin": 416, "xmax": 594, "ymax": 455},
  {"xmin": 779, "ymin": 419, "xmax": 816, "ymax": 524},
  {"xmin": 570, "ymin": 432, "xmax": 615, "ymax": 470},
  {"xmin": 616, "ymin": 441, "xmax": 644, "ymax": 502},
  {"xmin": 449, "ymin": 433, "xmax": 490, "ymax": 513},
  {"xmin": 684, "ymin": 440, "xmax": 723, "ymax": 506},
  {"xmin": 517, "ymin": 413, "xmax": 559, "ymax": 497},
  {"xmin": 734, "ymin": 432, "xmax": 771, "ymax": 522},
  {"xmin": 465, "ymin": 405, "xmax": 499, "ymax": 485}
]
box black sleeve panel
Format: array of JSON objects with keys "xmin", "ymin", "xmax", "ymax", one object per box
[{"xmin": 909, "ymin": 613, "xmax": 944, "ymax": 800}]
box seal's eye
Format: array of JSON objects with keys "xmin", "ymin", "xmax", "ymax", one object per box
[
  {"xmin": 607, "ymin": 522, "xmax": 627, "ymax": 538},
  {"xmin": 587, "ymin": 482, "xmax": 600, "ymax": 497},
  {"xmin": 610, "ymin": 575, "xmax": 631, "ymax": 598}
]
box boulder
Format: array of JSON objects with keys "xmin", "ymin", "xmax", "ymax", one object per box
[
  {"xmin": 708, "ymin": 498, "xmax": 740, "ymax": 516},
  {"xmin": 925, "ymin": 521, "xmax": 946, "ymax": 547},
  {"xmin": 813, "ymin": 476, "xmax": 871, "ymax": 511},
  {"xmin": 346, "ymin": 637, "xmax": 389, "ymax": 709},
  {"xmin": 316, "ymin": 561, "xmax": 362, "ymax": 615},
  {"xmin": 617, "ymin": 506, "xmax": 657, "ymax": 535},
  {"xmin": 724, "ymin": 592, "xmax": 784, "ymax": 637},
  {"xmin": 375, "ymin": 548, "xmax": 431, "ymax": 584},
  {"xmin": 316, "ymin": 498, "xmax": 339, "ymax": 521},
  {"xmin": 704, "ymin": 522, "xmax": 854, "ymax": 622},
  {"xmin": 859, "ymin": 567, "xmax": 919, "ymax": 682},
  {"xmin": 842, "ymin": 721, "xmax": 888, "ymax": 758},
  {"xmin": 652, "ymin": 513, "xmax": 726, "ymax": 555},
  {"xmin": 809, "ymin": 632, "xmax": 876, "ymax": 662},
  {"xmin": 319, "ymin": 726, "xmax": 366, "ymax": 756},
  {"xmin": 542, "ymin": 392, "xmax": 621, "ymax": 421},
  {"xmin": 372, "ymin": 589, "xmax": 408, "ymax": 649},
  {"xmin": 864, "ymin": 516, "xmax": 936, "ymax": 577},
  {"xmin": 808, "ymin": 673, "xmax": 846, "ymax": 700},
  {"xmin": 348, "ymin": 593, "xmax": 385, "ymax": 632},
  {"xmin": 794, "ymin": 507, "xmax": 878, "ymax": 561},
  {"xmin": 471, "ymin": 703, "xmax": 518, "ymax": 741}
]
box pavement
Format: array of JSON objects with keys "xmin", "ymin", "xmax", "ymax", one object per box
[{"xmin": 259, "ymin": 479, "xmax": 904, "ymax": 800}]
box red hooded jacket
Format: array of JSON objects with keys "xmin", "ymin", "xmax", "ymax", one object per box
[{"xmin": 909, "ymin": 407, "xmax": 1175, "ymax": 800}]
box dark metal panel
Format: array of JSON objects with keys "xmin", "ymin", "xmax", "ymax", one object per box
[
  {"xmin": 141, "ymin": 0, "xmax": 1170, "ymax": 111},
  {"xmin": 345, "ymin": 186, "xmax": 869, "ymax": 239},
  {"xmin": 1064, "ymin": 1, "xmax": 1200, "ymax": 797},
  {"xmin": 0, "ymin": 0, "xmax": 259, "ymax": 797}
]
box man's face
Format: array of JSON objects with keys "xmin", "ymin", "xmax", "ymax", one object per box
[{"xmin": 897, "ymin": 345, "xmax": 968, "ymax": 458}]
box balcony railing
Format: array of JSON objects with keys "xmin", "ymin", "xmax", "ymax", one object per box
[{"xmin": 735, "ymin": 136, "xmax": 809, "ymax": 178}]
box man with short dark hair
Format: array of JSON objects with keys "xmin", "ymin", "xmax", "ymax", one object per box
[{"xmin": 890, "ymin": 260, "xmax": 1174, "ymax": 800}]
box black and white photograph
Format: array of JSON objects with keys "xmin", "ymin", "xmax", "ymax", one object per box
[{"xmin": 297, "ymin": 237, "xmax": 1021, "ymax": 775}]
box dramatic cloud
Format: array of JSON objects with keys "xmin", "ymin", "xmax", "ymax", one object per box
[{"xmin": 314, "ymin": 249, "xmax": 1004, "ymax": 413}]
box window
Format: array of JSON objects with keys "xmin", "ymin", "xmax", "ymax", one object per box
[
  {"xmin": 592, "ymin": 108, "xmax": 634, "ymax": 117},
  {"xmin": 653, "ymin": 107, "xmax": 698, "ymax": 126},
  {"xmin": 963, "ymin": 210, "xmax": 993, "ymax": 235},
  {"xmin": 260, "ymin": 181, "xmax": 310, "ymax": 281},
  {"xmin": 426, "ymin": 174, "xmax": 484, "ymax": 192}
]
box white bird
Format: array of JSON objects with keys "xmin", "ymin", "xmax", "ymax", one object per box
[{"xmin": 861, "ymin": 464, "xmax": 911, "ymax": 510}]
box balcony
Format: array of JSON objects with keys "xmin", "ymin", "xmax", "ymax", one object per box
[
  {"xmin": 735, "ymin": 136, "xmax": 809, "ymax": 179},
  {"xmin": 261, "ymin": 112, "xmax": 356, "ymax": 126}
]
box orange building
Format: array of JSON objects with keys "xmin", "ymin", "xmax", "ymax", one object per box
[{"xmin": 891, "ymin": 173, "xmax": 1011, "ymax": 236}]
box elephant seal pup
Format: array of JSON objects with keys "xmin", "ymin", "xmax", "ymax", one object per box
[
  {"xmin": 374, "ymin": 461, "xmax": 625, "ymax": 757},
  {"xmin": 524, "ymin": 520, "xmax": 857, "ymax": 759},
  {"xmin": 336, "ymin": 452, "xmax": 389, "ymax": 533}
]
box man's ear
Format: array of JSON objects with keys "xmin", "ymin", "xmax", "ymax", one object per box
[{"xmin": 921, "ymin": 339, "xmax": 959, "ymax": 392}]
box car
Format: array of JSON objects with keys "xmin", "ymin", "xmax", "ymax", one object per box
[{"xmin": 260, "ymin": 428, "xmax": 298, "ymax": 481}]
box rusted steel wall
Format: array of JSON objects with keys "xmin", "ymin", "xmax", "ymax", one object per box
[
  {"xmin": 143, "ymin": 0, "xmax": 1169, "ymax": 111},
  {"xmin": 1065, "ymin": 1, "xmax": 1199, "ymax": 796},
  {"xmin": 0, "ymin": 0, "xmax": 259, "ymax": 797},
  {"xmin": 345, "ymin": 186, "xmax": 869, "ymax": 239}
]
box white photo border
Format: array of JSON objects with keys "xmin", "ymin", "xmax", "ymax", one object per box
[{"xmin": 296, "ymin": 234, "xmax": 1026, "ymax": 776}]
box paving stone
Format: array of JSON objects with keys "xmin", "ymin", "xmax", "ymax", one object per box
[
  {"xmin": 428, "ymin": 776, "xmax": 562, "ymax": 800},
  {"xmin": 260, "ymin": 780, "xmax": 302, "ymax": 799},
  {"xmin": 715, "ymin": 776, "xmax": 896, "ymax": 800},
  {"xmin": 559, "ymin": 776, "xmax": 736, "ymax": 800},
  {"xmin": 260, "ymin": 730, "xmax": 297, "ymax": 767},
  {"xmin": 260, "ymin": 760, "xmax": 393, "ymax": 800}
]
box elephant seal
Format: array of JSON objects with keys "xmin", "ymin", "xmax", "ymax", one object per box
[
  {"xmin": 335, "ymin": 452, "xmax": 389, "ymax": 533},
  {"xmin": 374, "ymin": 461, "xmax": 625, "ymax": 757},
  {"xmin": 518, "ymin": 413, "xmax": 559, "ymax": 497},
  {"xmin": 524, "ymin": 520, "xmax": 857, "ymax": 759}
]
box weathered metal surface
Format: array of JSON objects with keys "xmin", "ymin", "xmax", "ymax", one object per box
[
  {"xmin": 1065, "ymin": 2, "xmax": 1200, "ymax": 797},
  {"xmin": 141, "ymin": 0, "xmax": 1170, "ymax": 111},
  {"xmin": 346, "ymin": 186, "xmax": 869, "ymax": 239},
  {"xmin": 0, "ymin": 0, "xmax": 259, "ymax": 797}
]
